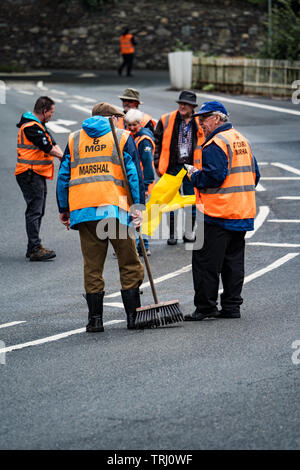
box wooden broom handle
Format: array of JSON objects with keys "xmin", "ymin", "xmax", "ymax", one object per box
[{"xmin": 109, "ymin": 118, "xmax": 159, "ymax": 304}]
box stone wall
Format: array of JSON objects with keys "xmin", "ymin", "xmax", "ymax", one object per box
[{"xmin": 0, "ymin": 0, "xmax": 266, "ymax": 71}]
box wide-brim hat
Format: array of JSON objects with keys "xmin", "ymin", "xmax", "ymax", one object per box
[
  {"xmin": 176, "ymin": 90, "xmax": 198, "ymax": 107},
  {"xmin": 118, "ymin": 88, "xmax": 143, "ymax": 104}
]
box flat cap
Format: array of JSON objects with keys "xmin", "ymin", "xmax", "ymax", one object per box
[{"xmin": 92, "ymin": 102, "xmax": 125, "ymax": 117}]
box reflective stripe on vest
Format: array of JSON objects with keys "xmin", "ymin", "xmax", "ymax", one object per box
[
  {"xmin": 120, "ymin": 34, "xmax": 135, "ymax": 54},
  {"xmin": 68, "ymin": 128, "xmax": 130, "ymax": 212},
  {"xmin": 15, "ymin": 121, "xmax": 54, "ymax": 178},
  {"xmin": 195, "ymin": 128, "xmax": 256, "ymax": 219},
  {"xmin": 158, "ymin": 111, "xmax": 205, "ymax": 175}
]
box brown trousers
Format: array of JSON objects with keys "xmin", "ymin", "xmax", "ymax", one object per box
[{"xmin": 78, "ymin": 220, "xmax": 144, "ymax": 293}]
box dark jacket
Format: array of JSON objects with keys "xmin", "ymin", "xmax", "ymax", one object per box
[
  {"xmin": 16, "ymin": 111, "xmax": 56, "ymax": 153},
  {"xmin": 154, "ymin": 111, "xmax": 198, "ymax": 173}
]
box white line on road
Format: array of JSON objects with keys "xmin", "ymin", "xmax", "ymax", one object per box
[
  {"xmin": 2, "ymin": 254, "xmax": 299, "ymax": 354},
  {"xmin": 260, "ymin": 177, "xmax": 300, "ymax": 181},
  {"xmin": 0, "ymin": 320, "xmax": 125, "ymax": 355},
  {"xmin": 17, "ymin": 90, "xmax": 34, "ymax": 95},
  {"xmin": 70, "ymin": 103, "xmax": 92, "ymax": 114},
  {"xmin": 36, "ymin": 81, "xmax": 48, "ymax": 91},
  {"xmin": 247, "ymin": 242, "xmax": 300, "ymax": 248},
  {"xmin": 245, "ymin": 206, "xmax": 269, "ymax": 239},
  {"xmin": 268, "ymin": 219, "xmax": 300, "ymax": 223},
  {"xmin": 104, "ymin": 302, "xmax": 124, "ymax": 308},
  {"xmin": 73, "ymin": 95, "xmax": 97, "ymax": 103},
  {"xmin": 105, "ymin": 264, "xmax": 192, "ymax": 298},
  {"xmin": 219, "ymin": 253, "xmax": 299, "ymax": 293},
  {"xmin": 0, "ymin": 321, "xmax": 26, "ymax": 329},
  {"xmin": 49, "ymin": 89, "xmax": 67, "ymax": 95},
  {"xmin": 276, "ymin": 196, "xmax": 300, "ymax": 200},
  {"xmin": 196, "ymin": 92, "xmax": 300, "ymax": 116},
  {"xmin": 256, "ymin": 183, "xmax": 266, "ymax": 192},
  {"xmin": 272, "ymin": 162, "xmax": 300, "ymax": 176}
]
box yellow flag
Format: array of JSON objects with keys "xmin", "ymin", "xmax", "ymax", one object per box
[{"xmin": 141, "ymin": 168, "xmax": 196, "ymax": 236}]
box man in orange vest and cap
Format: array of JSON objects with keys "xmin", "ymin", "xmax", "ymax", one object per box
[
  {"xmin": 184, "ymin": 101, "xmax": 260, "ymax": 321},
  {"xmin": 117, "ymin": 87, "xmax": 156, "ymax": 134},
  {"xmin": 15, "ymin": 96, "xmax": 63, "ymax": 261},
  {"xmin": 57, "ymin": 102, "xmax": 144, "ymax": 333}
]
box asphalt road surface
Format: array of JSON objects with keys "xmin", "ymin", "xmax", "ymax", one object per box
[{"xmin": 0, "ymin": 71, "xmax": 299, "ymax": 451}]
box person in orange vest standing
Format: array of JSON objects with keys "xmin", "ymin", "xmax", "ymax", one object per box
[
  {"xmin": 124, "ymin": 108, "xmax": 155, "ymax": 256},
  {"xmin": 117, "ymin": 87, "xmax": 156, "ymax": 134},
  {"xmin": 118, "ymin": 27, "xmax": 136, "ymax": 77},
  {"xmin": 154, "ymin": 90, "xmax": 205, "ymax": 245},
  {"xmin": 184, "ymin": 101, "xmax": 260, "ymax": 321},
  {"xmin": 56, "ymin": 102, "xmax": 144, "ymax": 333},
  {"xmin": 15, "ymin": 96, "xmax": 63, "ymax": 261}
]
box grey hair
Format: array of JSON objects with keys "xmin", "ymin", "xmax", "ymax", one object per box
[
  {"xmin": 124, "ymin": 108, "xmax": 143, "ymax": 124},
  {"xmin": 211, "ymin": 111, "xmax": 229, "ymax": 122}
]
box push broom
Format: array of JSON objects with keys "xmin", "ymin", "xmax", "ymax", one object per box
[{"xmin": 109, "ymin": 118, "xmax": 184, "ymax": 329}]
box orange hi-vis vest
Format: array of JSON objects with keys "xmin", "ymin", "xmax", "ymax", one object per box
[
  {"xmin": 120, "ymin": 34, "xmax": 135, "ymax": 54},
  {"xmin": 158, "ymin": 110, "xmax": 205, "ymax": 175},
  {"xmin": 118, "ymin": 113, "xmax": 156, "ymax": 131},
  {"xmin": 134, "ymin": 133, "xmax": 155, "ymax": 193},
  {"xmin": 195, "ymin": 128, "xmax": 257, "ymax": 220},
  {"xmin": 68, "ymin": 127, "xmax": 131, "ymax": 213},
  {"xmin": 15, "ymin": 121, "xmax": 54, "ymax": 179}
]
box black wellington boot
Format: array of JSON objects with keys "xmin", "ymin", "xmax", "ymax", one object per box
[
  {"xmin": 86, "ymin": 292, "xmax": 105, "ymax": 333},
  {"xmin": 121, "ymin": 287, "xmax": 141, "ymax": 330}
]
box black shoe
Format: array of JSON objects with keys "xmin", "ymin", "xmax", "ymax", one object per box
[
  {"xmin": 217, "ymin": 310, "xmax": 241, "ymax": 319},
  {"xmin": 183, "ymin": 234, "xmax": 196, "ymax": 243},
  {"xmin": 167, "ymin": 238, "xmax": 177, "ymax": 246},
  {"xmin": 121, "ymin": 287, "xmax": 141, "ymax": 329},
  {"xmin": 138, "ymin": 248, "xmax": 151, "ymax": 257},
  {"xmin": 184, "ymin": 310, "xmax": 220, "ymax": 321},
  {"xmin": 86, "ymin": 292, "xmax": 105, "ymax": 332}
]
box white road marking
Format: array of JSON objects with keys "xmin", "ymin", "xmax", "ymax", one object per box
[
  {"xmin": 104, "ymin": 302, "xmax": 124, "ymax": 308},
  {"xmin": 0, "ymin": 320, "xmax": 125, "ymax": 355},
  {"xmin": 260, "ymin": 177, "xmax": 300, "ymax": 181},
  {"xmin": 245, "ymin": 206, "xmax": 269, "ymax": 239},
  {"xmin": 70, "ymin": 103, "xmax": 92, "ymax": 114},
  {"xmin": 196, "ymin": 92, "xmax": 300, "ymax": 116},
  {"xmin": 105, "ymin": 264, "xmax": 192, "ymax": 298},
  {"xmin": 36, "ymin": 80, "xmax": 48, "ymax": 91},
  {"xmin": 17, "ymin": 90, "xmax": 34, "ymax": 95},
  {"xmin": 276, "ymin": 196, "xmax": 300, "ymax": 200},
  {"xmin": 49, "ymin": 89, "xmax": 67, "ymax": 95},
  {"xmin": 78, "ymin": 73, "xmax": 96, "ymax": 78},
  {"xmin": 257, "ymin": 162, "xmax": 269, "ymax": 166},
  {"xmin": 268, "ymin": 219, "xmax": 300, "ymax": 223},
  {"xmin": 219, "ymin": 253, "xmax": 299, "ymax": 293},
  {"xmin": 0, "ymin": 321, "xmax": 26, "ymax": 329},
  {"xmin": 73, "ymin": 95, "xmax": 97, "ymax": 103},
  {"xmin": 247, "ymin": 242, "xmax": 300, "ymax": 248},
  {"xmin": 1, "ymin": 252, "xmax": 299, "ymax": 354},
  {"xmin": 271, "ymin": 162, "xmax": 300, "ymax": 176},
  {"xmin": 256, "ymin": 183, "xmax": 266, "ymax": 192},
  {"xmin": 46, "ymin": 119, "xmax": 77, "ymax": 133}
]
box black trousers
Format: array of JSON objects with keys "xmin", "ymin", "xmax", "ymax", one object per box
[
  {"xmin": 119, "ymin": 54, "xmax": 134, "ymax": 76},
  {"xmin": 16, "ymin": 170, "xmax": 47, "ymax": 253},
  {"xmin": 192, "ymin": 222, "xmax": 246, "ymax": 314}
]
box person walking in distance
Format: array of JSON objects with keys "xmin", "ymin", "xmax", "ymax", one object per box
[
  {"xmin": 184, "ymin": 101, "xmax": 260, "ymax": 321},
  {"xmin": 154, "ymin": 90, "xmax": 205, "ymax": 245},
  {"xmin": 118, "ymin": 27, "xmax": 136, "ymax": 77},
  {"xmin": 15, "ymin": 96, "xmax": 63, "ymax": 261},
  {"xmin": 57, "ymin": 103, "xmax": 144, "ymax": 333}
]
